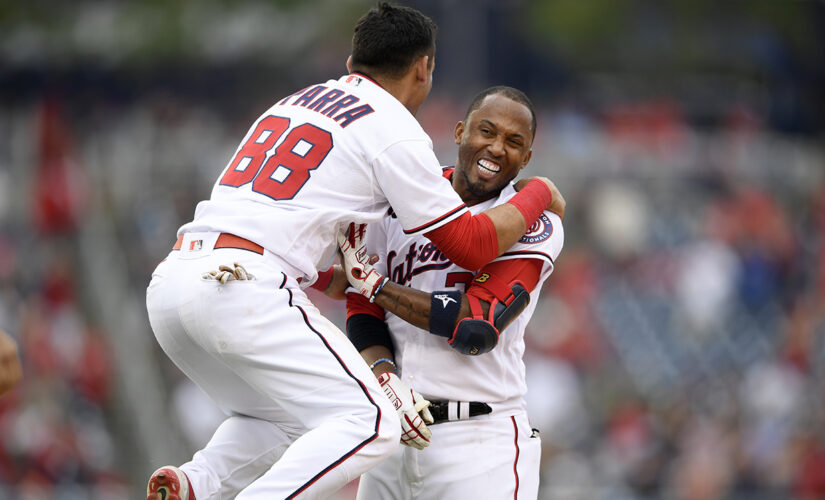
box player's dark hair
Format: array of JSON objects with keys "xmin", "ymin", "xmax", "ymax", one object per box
[
  {"xmin": 351, "ymin": 2, "xmax": 437, "ymax": 79},
  {"xmin": 465, "ymin": 86, "xmax": 537, "ymax": 140}
]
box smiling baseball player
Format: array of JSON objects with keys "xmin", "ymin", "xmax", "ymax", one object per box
[
  {"xmin": 145, "ymin": 4, "xmax": 561, "ymax": 500},
  {"xmin": 340, "ymin": 87, "xmax": 564, "ymax": 499}
]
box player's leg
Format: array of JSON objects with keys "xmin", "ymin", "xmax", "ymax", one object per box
[
  {"xmin": 147, "ymin": 258, "xmax": 297, "ymax": 499},
  {"xmin": 222, "ymin": 285, "xmax": 400, "ymax": 498},
  {"xmin": 154, "ymin": 251, "xmax": 400, "ymax": 498},
  {"xmin": 513, "ymin": 414, "xmax": 542, "ymax": 499},
  {"xmin": 416, "ymin": 413, "xmax": 541, "ymax": 499},
  {"xmin": 184, "ymin": 416, "xmax": 294, "ymax": 498}
]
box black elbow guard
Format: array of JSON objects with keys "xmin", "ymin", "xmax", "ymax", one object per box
[
  {"xmin": 450, "ymin": 317, "xmax": 499, "ymax": 355},
  {"xmin": 491, "ymin": 283, "xmax": 530, "ymax": 330},
  {"xmin": 448, "ymin": 283, "xmax": 531, "ymax": 356}
]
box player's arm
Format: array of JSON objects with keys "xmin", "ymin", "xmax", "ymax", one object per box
[
  {"xmin": 345, "ymin": 297, "xmax": 434, "ymax": 450},
  {"xmin": 348, "ymin": 258, "xmax": 542, "ymax": 356},
  {"xmin": 310, "ymin": 265, "xmax": 350, "ymax": 300},
  {"xmin": 422, "ymin": 177, "xmax": 563, "ymax": 270}
]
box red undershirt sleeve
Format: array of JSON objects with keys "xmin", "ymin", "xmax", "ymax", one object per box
[
  {"xmin": 465, "ymin": 258, "xmax": 543, "ymax": 303},
  {"xmin": 424, "ymin": 211, "xmax": 498, "ymax": 270},
  {"xmin": 346, "ymin": 291, "xmax": 385, "ymax": 321},
  {"xmin": 310, "ymin": 267, "xmax": 334, "ymax": 291}
]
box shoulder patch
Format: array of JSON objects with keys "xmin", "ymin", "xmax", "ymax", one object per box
[{"xmin": 519, "ymin": 213, "xmax": 553, "ymax": 244}]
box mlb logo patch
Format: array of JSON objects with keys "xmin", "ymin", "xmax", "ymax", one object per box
[
  {"xmin": 519, "ymin": 214, "xmax": 553, "ymax": 244},
  {"xmin": 189, "ymin": 240, "xmax": 203, "ymax": 251}
]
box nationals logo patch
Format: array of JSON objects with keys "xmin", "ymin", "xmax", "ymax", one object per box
[{"xmin": 520, "ymin": 213, "xmax": 553, "ymax": 244}]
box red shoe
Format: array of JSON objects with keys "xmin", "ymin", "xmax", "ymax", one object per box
[{"xmin": 146, "ymin": 465, "xmax": 192, "ymax": 500}]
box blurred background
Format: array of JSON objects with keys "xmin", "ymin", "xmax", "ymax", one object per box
[{"xmin": 1, "ymin": 0, "xmax": 824, "ymax": 498}]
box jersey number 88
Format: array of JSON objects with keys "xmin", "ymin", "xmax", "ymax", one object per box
[{"xmin": 220, "ymin": 115, "xmax": 333, "ymax": 200}]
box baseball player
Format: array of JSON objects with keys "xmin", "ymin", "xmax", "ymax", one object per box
[
  {"xmin": 145, "ymin": 4, "xmax": 560, "ymax": 500},
  {"xmin": 339, "ymin": 86, "xmax": 563, "ymax": 499}
]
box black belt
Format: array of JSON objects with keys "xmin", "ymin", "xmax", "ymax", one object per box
[{"xmin": 428, "ymin": 401, "xmax": 492, "ymax": 425}]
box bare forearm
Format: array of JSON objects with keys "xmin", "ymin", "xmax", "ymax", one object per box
[
  {"xmin": 374, "ymin": 282, "xmax": 495, "ymax": 332},
  {"xmin": 361, "ymin": 345, "xmax": 395, "ymax": 377},
  {"xmin": 321, "ymin": 265, "xmax": 350, "ymax": 300},
  {"xmin": 373, "ymin": 281, "xmax": 442, "ymax": 331},
  {"xmin": 482, "ymin": 203, "xmax": 529, "ymax": 255}
]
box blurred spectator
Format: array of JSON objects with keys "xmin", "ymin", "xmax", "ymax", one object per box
[{"xmin": 0, "ymin": 331, "xmax": 21, "ymax": 397}]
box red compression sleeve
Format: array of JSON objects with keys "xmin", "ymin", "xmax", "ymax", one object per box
[
  {"xmin": 310, "ymin": 267, "xmax": 334, "ymax": 291},
  {"xmin": 424, "ymin": 180, "xmax": 551, "ymax": 271},
  {"xmin": 466, "ymin": 258, "xmax": 543, "ymax": 303},
  {"xmin": 346, "ymin": 291, "xmax": 385, "ymax": 321},
  {"xmin": 507, "ymin": 179, "xmax": 552, "ymax": 229},
  {"xmin": 425, "ymin": 212, "xmax": 498, "ymax": 270}
]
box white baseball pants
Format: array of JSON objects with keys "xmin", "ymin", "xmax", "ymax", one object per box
[
  {"xmin": 146, "ymin": 233, "xmax": 400, "ymax": 499},
  {"xmin": 356, "ymin": 412, "xmax": 540, "ymax": 500}
]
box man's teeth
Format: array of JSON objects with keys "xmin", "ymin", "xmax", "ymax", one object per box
[{"xmin": 478, "ymin": 159, "xmax": 500, "ymax": 174}]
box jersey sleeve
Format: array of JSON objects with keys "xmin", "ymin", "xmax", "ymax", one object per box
[
  {"xmin": 372, "ymin": 140, "xmax": 468, "ymax": 235},
  {"xmin": 492, "ymin": 210, "xmax": 564, "ymax": 278}
]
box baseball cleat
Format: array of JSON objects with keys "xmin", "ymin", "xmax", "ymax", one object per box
[{"xmin": 147, "ymin": 465, "xmax": 191, "ymax": 500}]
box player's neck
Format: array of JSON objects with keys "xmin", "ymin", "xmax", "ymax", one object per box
[
  {"xmin": 376, "ymin": 77, "xmax": 423, "ymax": 116},
  {"xmin": 451, "ymin": 174, "xmax": 497, "ymax": 207},
  {"xmin": 355, "ymin": 65, "xmax": 425, "ymax": 116}
]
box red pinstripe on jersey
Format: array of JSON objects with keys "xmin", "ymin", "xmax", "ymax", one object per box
[{"xmin": 511, "ymin": 416, "xmax": 520, "ymax": 499}]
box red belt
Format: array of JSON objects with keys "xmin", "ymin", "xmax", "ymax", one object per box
[{"xmin": 173, "ymin": 233, "xmax": 264, "ymax": 255}]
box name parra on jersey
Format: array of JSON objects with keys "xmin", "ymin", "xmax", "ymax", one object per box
[{"xmin": 178, "ymin": 74, "xmax": 470, "ymax": 286}]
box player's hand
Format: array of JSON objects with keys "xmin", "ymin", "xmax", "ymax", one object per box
[
  {"xmin": 319, "ymin": 264, "xmax": 349, "ymax": 300},
  {"xmin": 515, "ymin": 177, "xmax": 566, "ymax": 220},
  {"xmin": 0, "ymin": 331, "xmax": 22, "ymax": 397},
  {"xmin": 337, "ymin": 223, "xmax": 388, "ymax": 302},
  {"xmin": 202, "ymin": 262, "xmax": 253, "ymax": 284},
  {"xmin": 378, "ymin": 372, "xmax": 434, "ymax": 450}
]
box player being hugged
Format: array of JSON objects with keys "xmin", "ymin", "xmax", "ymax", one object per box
[
  {"xmin": 341, "ymin": 86, "xmax": 564, "ymax": 500},
  {"xmin": 145, "ymin": 3, "xmax": 563, "ymax": 500}
]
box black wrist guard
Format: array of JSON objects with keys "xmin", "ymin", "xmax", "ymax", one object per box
[{"xmin": 429, "ymin": 290, "xmax": 462, "ymax": 338}]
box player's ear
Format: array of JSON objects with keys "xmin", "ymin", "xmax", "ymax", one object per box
[
  {"xmin": 520, "ymin": 149, "xmax": 532, "ymax": 170},
  {"xmin": 454, "ymin": 121, "xmax": 465, "ymax": 144},
  {"xmin": 414, "ymin": 55, "xmax": 429, "ymax": 82},
  {"xmin": 346, "ymin": 55, "xmax": 353, "ymax": 73}
]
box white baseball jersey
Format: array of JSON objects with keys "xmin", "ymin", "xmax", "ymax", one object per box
[
  {"xmin": 366, "ymin": 180, "xmax": 564, "ymax": 416},
  {"xmin": 179, "ymin": 73, "xmax": 468, "ymax": 284},
  {"xmin": 357, "ymin": 180, "xmax": 563, "ymax": 500}
]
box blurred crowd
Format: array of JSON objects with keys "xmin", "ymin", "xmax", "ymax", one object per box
[
  {"xmin": 519, "ymin": 105, "xmax": 825, "ymax": 499},
  {"xmin": 0, "ymin": 104, "xmax": 128, "ymax": 496}
]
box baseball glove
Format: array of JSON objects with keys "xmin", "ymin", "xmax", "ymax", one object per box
[{"xmin": 202, "ymin": 262, "xmax": 253, "ymax": 283}]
